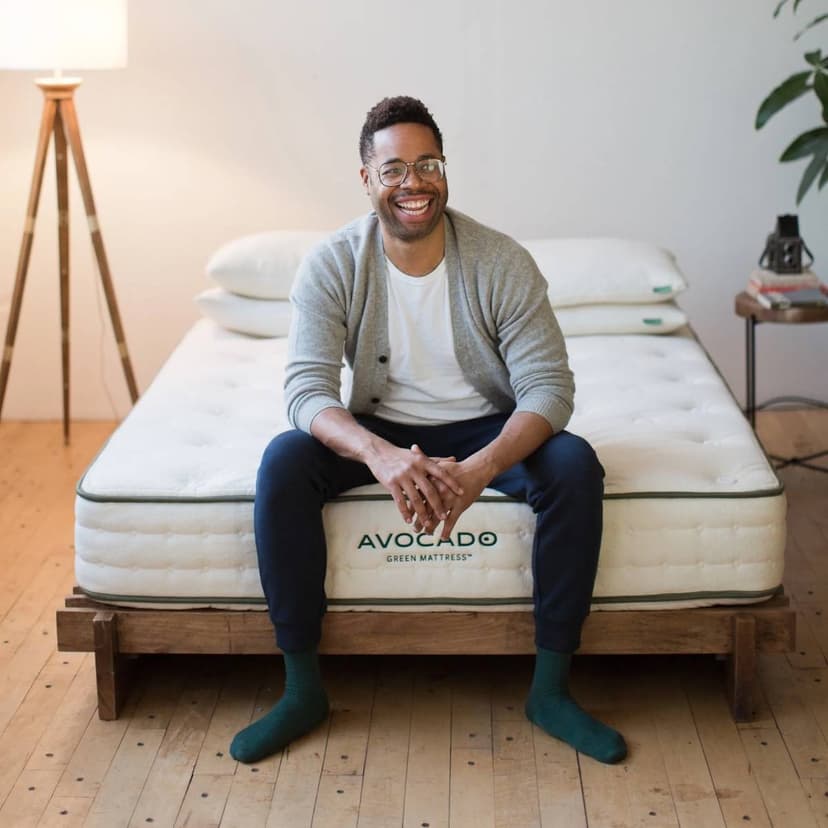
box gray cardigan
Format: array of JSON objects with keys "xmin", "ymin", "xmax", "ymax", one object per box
[{"xmin": 285, "ymin": 208, "xmax": 574, "ymax": 434}]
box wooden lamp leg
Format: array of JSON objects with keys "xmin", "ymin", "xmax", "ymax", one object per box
[
  {"xmin": 54, "ymin": 110, "xmax": 71, "ymax": 444},
  {"xmin": 60, "ymin": 97, "xmax": 139, "ymax": 404},
  {"xmin": 0, "ymin": 98, "xmax": 58, "ymax": 420}
]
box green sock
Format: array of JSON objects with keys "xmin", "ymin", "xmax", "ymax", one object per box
[
  {"xmin": 525, "ymin": 648, "xmax": 627, "ymax": 764},
  {"xmin": 229, "ymin": 650, "xmax": 329, "ymax": 764}
]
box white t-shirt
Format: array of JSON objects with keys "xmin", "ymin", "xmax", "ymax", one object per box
[{"xmin": 373, "ymin": 257, "xmax": 500, "ymax": 425}]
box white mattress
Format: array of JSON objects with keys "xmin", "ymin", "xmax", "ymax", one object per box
[{"xmin": 75, "ymin": 319, "xmax": 786, "ymax": 612}]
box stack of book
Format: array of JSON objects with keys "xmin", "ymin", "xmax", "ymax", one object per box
[{"xmin": 746, "ymin": 268, "xmax": 828, "ymax": 309}]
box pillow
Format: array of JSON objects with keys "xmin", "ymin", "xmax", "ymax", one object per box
[
  {"xmin": 195, "ymin": 288, "xmax": 292, "ymax": 337},
  {"xmin": 519, "ymin": 238, "xmax": 687, "ymax": 307},
  {"xmin": 555, "ymin": 302, "xmax": 687, "ymax": 336},
  {"xmin": 206, "ymin": 231, "xmax": 327, "ymax": 299}
]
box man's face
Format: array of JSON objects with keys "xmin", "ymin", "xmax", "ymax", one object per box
[{"xmin": 360, "ymin": 122, "xmax": 448, "ymax": 244}]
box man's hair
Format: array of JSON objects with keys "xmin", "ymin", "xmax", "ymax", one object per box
[{"xmin": 359, "ymin": 96, "xmax": 443, "ymax": 163}]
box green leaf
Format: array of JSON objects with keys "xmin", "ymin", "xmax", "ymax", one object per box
[
  {"xmin": 781, "ymin": 127, "xmax": 828, "ymax": 161},
  {"xmin": 774, "ymin": 0, "xmax": 790, "ymax": 17},
  {"xmin": 815, "ymin": 71, "xmax": 828, "ymax": 121},
  {"xmin": 756, "ymin": 71, "xmax": 813, "ymax": 128},
  {"xmin": 796, "ymin": 152, "xmax": 828, "ymax": 203},
  {"xmin": 805, "ymin": 50, "xmax": 823, "ymax": 66},
  {"xmin": 795, "ymin": 13, "xmax": 828, "ymax": 39},
  {"xmin": 819, "ymin": 159, "xmax": 828, "ymax": 189},
  {"xmin": 794, "ymin": 0, "xmax": 805, "ymax": 11}
]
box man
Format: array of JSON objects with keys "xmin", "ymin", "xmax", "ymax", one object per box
[{"xmin": 230, "ymin": 96, "xmax": 626, "ymax": 765}]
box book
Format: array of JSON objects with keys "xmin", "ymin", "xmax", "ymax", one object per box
[
  {"xmin": 754, "ymin": 285, "xmax": 828, "ymax": 309},
  {"xmin": 746, "ymin": 278, "xmax": 820, "ymax": 298},
  {"xmin": 749, "ymin": 267, "xmax": 820, "ymax": 288}
]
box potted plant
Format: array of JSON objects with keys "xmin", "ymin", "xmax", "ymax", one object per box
[{"xmin": 756, "ymin": 0, "xmax": 828, "ymax": 203}]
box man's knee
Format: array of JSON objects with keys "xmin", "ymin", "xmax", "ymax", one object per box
[
  {"xmin": 256, "ymin": 429, "xmax": 321, "ymax": 500},
  {"xmin": 557, "ymin": 431, "xmax": 603, "ymax": 478},
  {"xmin": 533, "ymin": 431, "xmax": 604, "ymax": 492}
]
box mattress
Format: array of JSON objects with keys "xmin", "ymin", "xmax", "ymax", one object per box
[{"xmin": 75, "ymin": 319, "xmax": 786, "ymax": 612}]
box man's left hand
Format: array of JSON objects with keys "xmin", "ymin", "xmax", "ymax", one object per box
[{"xmin": 410, "ymin": 445, "xmax": 494, "ymax": 540}]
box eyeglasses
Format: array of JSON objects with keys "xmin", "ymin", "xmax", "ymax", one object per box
[{"xmin": 367, "ymin": 157, "xmax": 446, "ymax": 188}]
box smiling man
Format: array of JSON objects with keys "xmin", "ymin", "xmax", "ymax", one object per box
[{"xmin": 230, "ymin": 96, "xmax": 627, "ymax": 765}]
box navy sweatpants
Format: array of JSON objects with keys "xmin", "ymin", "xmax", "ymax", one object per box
[{"xmin": 254, "ymin": 413, "xmax": 604, "ymax": 654}]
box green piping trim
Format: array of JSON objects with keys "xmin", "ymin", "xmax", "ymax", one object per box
[
  {"xmin": 75, "ymin": 485, "xmax": 785, "ymax": 504},
  {"xmin": 78, "ymin": 585, "xmax": 781, "ymax": 607}
]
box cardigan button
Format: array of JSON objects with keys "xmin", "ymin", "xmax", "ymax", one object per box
[
  {"xmin": 371, "ymin": 397, "xmax": 380, "ymax": 404},
  {"xmin": 378, "ymin": 355, "xmax": 388, "ymax": 363}
]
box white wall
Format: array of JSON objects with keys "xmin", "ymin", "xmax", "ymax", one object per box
[{"xmin": 0, "ymin": 0, "xmax": 825, "ymax": 420}]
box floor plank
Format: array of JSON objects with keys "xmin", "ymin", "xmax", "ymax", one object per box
[
  {"xmin": 0, "ymin": 770, "xmax": 62, "ymax": 828},
  {"xmin": 532, "ymin": 725, "xmax": 586, "ymax": 828},
  {"xmin": 402, "ymin": 666, "xmax": 451, "ymax": 828},
  {"xmin": 173, "ymin": 773, "xmax": 232, "ymax": 828},
  {"xmin": 492, "ymin": 718, "xmax": 541, "ymax": 828},
  {"xmin": 84, "ymin": 727, "xmax": 165, "ymax": 828},
  {"xmin": 449, "ymin": 747, "xmax": 495, "ymax": 828},
  {"xmin": 740, "ymin": 727, "xmax": 820, "ymax": 827},
  {"xmin": 356, "ymin": 658, "xmax": 412, "ymax": 828},
  {"xmin": 0, "ymin": 648, "xmax": 87, "ymax": 806},
  {"xmin": 128, "ymin": 670, "xmax": 220, "ymax": 828},
  {"xmin": 221, "ymin": 778, "xmax": 274, "ymax": 828},
  {"xmin": 685, "ymin": 665, "xmax": 772, "ymax": 827},
  {"xmin": 36, "ymin": 796, "xmax": 92, "ymax": 828},
  {"xmin": 322, "ymin": 657, "xmax": 376, "ymax": 778},
  {"xmin": 267, "ymin": 715, "xmax": 329, "ymax": 828},
  {"xmin": 52, "ymin": 678, "xmax": 145, "ymax": 800},
  {"xmin": 614, "ymin": 704, "xmax": 679, "ymax": 827},
  {"xmin": 194, "ymin": 657, "xmax": 263, "ymax": 777},
  {"xmin": 650, "ymin": 673, "xmax": 725, "ymax": 828},
  {"xmin": 759, "ymin": 654, "xmax": 828, "ymax": 779},
  {"xmin": 25, "ymin": 654, "xmax": 97, "ymax": 774}
]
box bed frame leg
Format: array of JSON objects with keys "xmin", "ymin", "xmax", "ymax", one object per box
[
  {"xmin": 93, "ymin": 610, "xmax": 131, "ymax": 720},
  {"xmin": 727, "ymin": 613, "xmax": 757, "ymax": 722}
]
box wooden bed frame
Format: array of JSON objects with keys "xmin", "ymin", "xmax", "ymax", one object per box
[{"xmin": 56, "ymin": 590, "xmax": 795, "ymax": 722}]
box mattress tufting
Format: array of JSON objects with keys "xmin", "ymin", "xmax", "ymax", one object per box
[{"xmin": 75, "ymin": 319, "xmax": 785, "ymax": 611}]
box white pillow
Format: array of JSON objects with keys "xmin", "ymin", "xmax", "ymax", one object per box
[
  {"xmin": 555, "ymin": 302, "xmax": 687, "ymax": 336},
  {"xmin": 195, "ymin": 288, "xmax": 291, "ymax": 337},
  {"xmin": 520, "ymin": 238, "xmax": 687, "ymax": 307},
  {"xmin": 206, "ymin": 231, "xmax": 327, "ymax": 299}
]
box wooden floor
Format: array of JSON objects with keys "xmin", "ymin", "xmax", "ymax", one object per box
[{"xmin": 0, "ymin": 413, "xmax": 826, "ymax": 828}]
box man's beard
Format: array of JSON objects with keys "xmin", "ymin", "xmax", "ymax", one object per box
[{"xmin": 376, "ymin": 186, "xmax": 448, "ymax": 243}]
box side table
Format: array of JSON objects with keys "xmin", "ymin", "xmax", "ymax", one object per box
[{"xmin": 734, "ymin": 291, "xmax": 828, "ymax": 472}]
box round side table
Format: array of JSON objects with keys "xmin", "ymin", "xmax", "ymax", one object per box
[{"xmin": 734, "ymin": 291, "xmax": 828, "ymax": 472}]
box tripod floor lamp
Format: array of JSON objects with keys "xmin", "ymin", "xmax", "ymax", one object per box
[{"xmin": 0, "ymin": 0, "xmax": 138, "ymax": 444}]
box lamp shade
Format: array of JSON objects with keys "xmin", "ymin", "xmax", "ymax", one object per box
[{"xmin": 0, "ymin": 0, "xmax": 127, "ymax": 71}]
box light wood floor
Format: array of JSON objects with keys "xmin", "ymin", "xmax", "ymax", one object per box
[{"xmin": 0, "ymin": 413, "xmax": 826, "ymax": 828}]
